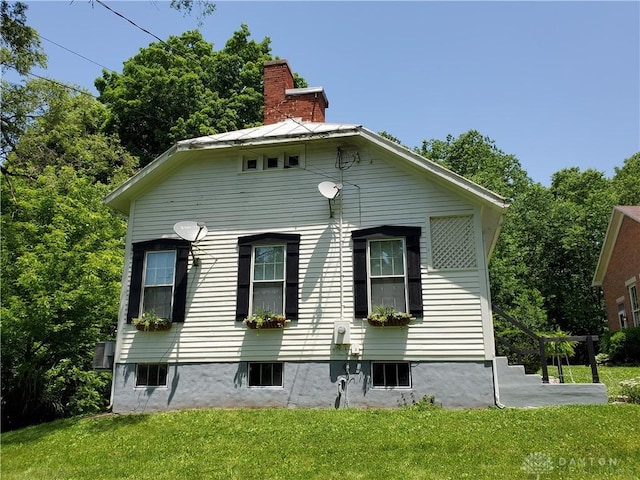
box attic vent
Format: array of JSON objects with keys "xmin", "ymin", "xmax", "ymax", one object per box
[
  {"xmin": 93, "ymin": 341, "xmax": 115, "ymax": 370},
  {"xmin": 430, "ymin": 215, "xmax": 477, "ymax": 269}
]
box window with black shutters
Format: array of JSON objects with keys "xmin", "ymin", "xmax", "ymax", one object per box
[
  {"xmin": 127, "ymin": 239, "xmax": 190, "ymax": 323},
  {"xmin": 236, "ymin": 233, "xmax": 300, "ymax": 321},
  {"xmin": 352, "ymin": 226, "xmax": 422, "ymax": 318}
]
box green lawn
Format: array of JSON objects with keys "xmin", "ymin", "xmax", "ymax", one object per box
[{"xmin": 2, "ymin": 404, "xmax": 639, "ymax": 480}]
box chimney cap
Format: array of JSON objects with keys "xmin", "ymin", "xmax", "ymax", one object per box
[{"xmin": 286, "ymin": 86, "xmax": 329, "ymax": 108}]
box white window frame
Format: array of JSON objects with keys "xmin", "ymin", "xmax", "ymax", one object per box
[
  {"xmin": 248, "ymin": 362, "xmax": 284, "ymax": 388},
  {"xmin": 629, "ymin": 283, "xmax": 639, "ymax": 328},
  {"xmin": 371, "ymin": 362, "xmax": 412, "ymax": 389},
  {"xmin": 367, "ymin": 238, "xmax": 409, "ymax": 313},
  {"xmin": 135, "ymin": 363, "xmax": 168, "ymax": 388},
  {"xmin": 249, "ymin": 244, "xmax": 287, "ymax": 315},
  {"xmin": 140, "ymin": 250, "xmax": 177, "ymax": 319}
]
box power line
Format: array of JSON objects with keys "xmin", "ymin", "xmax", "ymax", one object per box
[
  {"xmin": 26, "ymin": 71, "xmax": 96, "ymax": 98},
  {"xmin": 95, "ymin": 0, "xmax": 167, "ymax": 45},
  {"xmin": 38, "ymin": 34, "xmax": 116, "ymax": 73}
]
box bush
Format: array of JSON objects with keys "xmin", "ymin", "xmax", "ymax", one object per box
[
  {"xmin": 601, "ymin": 326, "xmax": 640, "ymax": 364},
  {"xmin": 495, "ymin": 328, "xmax": 540, "ymax": 374},
  {"xmin": 619, "ymin": 377, "xmax": 640, "ymax": 404}
]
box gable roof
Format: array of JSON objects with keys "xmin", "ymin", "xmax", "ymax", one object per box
[{"xmin": 592, "ymin": 206, "xmax": 640, "ymax": 286}]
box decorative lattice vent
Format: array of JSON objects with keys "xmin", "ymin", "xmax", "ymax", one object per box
[{"xmin": 430, "ymin": 216, "xmax": 477, "ymax": 269}]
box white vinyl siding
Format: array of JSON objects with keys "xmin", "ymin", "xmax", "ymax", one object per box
[{"xmin": 117, "ymin": 142, "xmax": 489, "ymax": 364}]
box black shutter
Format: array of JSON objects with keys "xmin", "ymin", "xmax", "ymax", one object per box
[
  {"xmin": 236, "ymin": 243, "xmax": 252, "ymax": 321},
  {"xmin": 172, "ymin": 244, "xmax": 190, "ymax": 322},
  {"xmin": 127, "ymin": 246, "xmax": 145, "ymax": 323},
  {"xmin": 352, "ymin": 237, "xmax": 368, "ymax": 318},
  {"xmin": 128, "ymin": 239, "xmax": 190, "ymax": 323},
  {"xmin": 405, "ymin": 233, "xmax": 423, "ymax": 316},
  {"xmin": 285, "ymin": 240, "xmax": 299, "ymax": 320}
]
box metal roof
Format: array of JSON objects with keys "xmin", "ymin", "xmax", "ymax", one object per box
[{"xmin": 178, "ymin": 119, "xmax": 359, "ymax": 149}]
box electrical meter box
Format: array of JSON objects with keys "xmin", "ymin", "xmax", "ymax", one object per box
[{"xmin": 333, "ymin": 321, "xmax": 351, "ymax": 345}]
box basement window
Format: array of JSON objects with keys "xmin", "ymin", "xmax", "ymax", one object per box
[
  {"xmin": 372, "ymin": 362, "xmax": 411, "ymax": 388},
  {"xmin": 248, "ymin": 362, "xmax": 283, "ymax": 387},
  {"xmin": 136, "ymin": 364, "xmax": 168, "ymax": 387}
]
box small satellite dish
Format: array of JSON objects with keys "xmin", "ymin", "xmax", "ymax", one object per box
[
  {"xmin": 318, "ymin": 181, "xmax": 342, "ymax": 199},
  {"xmin": 173, "ymin": 221, "xmax": 208, "ymax": 242}
]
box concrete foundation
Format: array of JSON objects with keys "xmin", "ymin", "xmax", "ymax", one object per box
[{"xmin": 112, "ymin": 360, "xmax": 496, "ymax": 414}]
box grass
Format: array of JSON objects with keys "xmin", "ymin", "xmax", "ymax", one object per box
[
  {"xmin": 541, "ymin": 364, "xmax": 640, "ymax": 400},
  {"xmin": 2, "ymin": 404, "xmax": 639, "ymax": 480}
]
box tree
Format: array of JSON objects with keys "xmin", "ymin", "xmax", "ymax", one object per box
[
  {"xmin": 611, "ymin": 152, "xmax": 640, "ymax": 206},
  {"xmin": 96, "ymin": 26, "xmax": 302, "ymax": 167},
  {"xmin": 2, "ymin": 78, "xmax": 137, "ymax": 184},
  {"xmin": 539, "ymin": 168, "xmax": 613, "ymax": 335},
  {"xmin": 417, "ymin": 130, "xmax": 531, "ymax": 202},
  {"xmin": 1, "ymin": 167, "xmax": 126, "ymax": 431},
  {"xmin": 0, "ymin": 0, "xmax": 46, "ymax": 75}
]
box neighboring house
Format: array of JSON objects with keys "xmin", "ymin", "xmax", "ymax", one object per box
[
  {"xmin": 592, "ymin": 206, "xmax": 640, "ymax": 332},
  {"xmin": 104, "ymin": 60, "xmax": 605, "ymax": 412}
]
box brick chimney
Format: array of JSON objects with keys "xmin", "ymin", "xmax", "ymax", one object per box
[{"xmin": 263, "ymin": 59, "xmax": 328, "ymax": 125}]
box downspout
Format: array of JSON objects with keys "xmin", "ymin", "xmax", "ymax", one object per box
[{"xmin": 492, "ymin": 357, "xmax": 505, "ymax": 409}]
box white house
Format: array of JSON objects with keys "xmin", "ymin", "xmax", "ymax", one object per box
[{"xmin": 104, "ymin": 60, "xmax": 604, "ymax": 412}]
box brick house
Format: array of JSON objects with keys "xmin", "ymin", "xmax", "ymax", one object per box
[{"xmin": 592, "ymin": 206, "xmax": 640, "ymax": 331}]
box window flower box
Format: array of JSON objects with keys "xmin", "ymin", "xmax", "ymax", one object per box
[
  {"xmin": 244, "ymin": 310, "xmax": 289, "ymax": 329},
  {"xmin": 133, "ymin": 311, "xmax": 172, "ymax": 332},
  {"xmin": 366, "ymin": 305, "xmax": 413, "ymax": 327}
]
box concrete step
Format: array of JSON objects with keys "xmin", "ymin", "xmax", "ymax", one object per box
[{"xmin": 494, "ymin": 357, "xmax": 607, "ymax": 407}]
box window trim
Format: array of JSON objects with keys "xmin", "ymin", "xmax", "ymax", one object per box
[
  {"xmin": 250, "ymin": 244, "xmax": 287, "ymax": 315},
  {"xmin": 371, "ymin": 362, "xmax": 412, "ymax": 389},
  {"xmin": 352, "ymin": 226, "xmax": 422, "ymax": 318},
  {"xmin": 629, "ymin": 283, "xmax": 639, "ymax": 328},
  {"xmin": 367, "ymin": 237, "xmax": 409, "ymax": 312},
  {"xmin": 127, "ymin": 239, "xmax": 190, "ymax": 324},
  {"xmin": 236, "ymin": 233, "xmax": 301, "ymax": 321},
  {"xmin": 140, "ymin": 249, "xmax": 177, "ymax": 319}
]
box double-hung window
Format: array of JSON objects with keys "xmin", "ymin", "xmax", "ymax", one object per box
[
  {"xmin": 142, "ymin": 250, "xmax": 176, "ymax": 318},
  {"xmin": 236, "ymin": 233, "xmax": 301, "ymax": 321},
  {"xmin": 252, "ymin": 245, "xmax": 286, "ymax": 314},
  {"xmin": 127, "ymin": 239, "xmax": 190, "ymax": 323},
  {"xmin": 352, "ymin": 226, "xmax": 423, "ymax": 318},
  {"xmin": 369, "ymin": 238, "xmax": 407, "ymax": 311}
]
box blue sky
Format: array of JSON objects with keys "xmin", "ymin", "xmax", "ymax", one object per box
[{"xmin": 12, "ymin": 1, "xmax": 640, "ymax": 186}]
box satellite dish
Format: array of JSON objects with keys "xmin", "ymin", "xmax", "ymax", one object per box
[
  {"xmin": 318, "ymin": 181, "xmax": 342, "ymax": 199},
  {"xmin": 173, "ymin": 221, "xmax": 208, "ymax": 242}
]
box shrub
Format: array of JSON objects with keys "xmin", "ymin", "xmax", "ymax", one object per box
[
  {"xmin": 601, "ymin": 326, "xmax": 640, "ymax": 364},
  {"xmin": 619, "ymin": 377, "xmax": 640, "ymax": 404}
]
